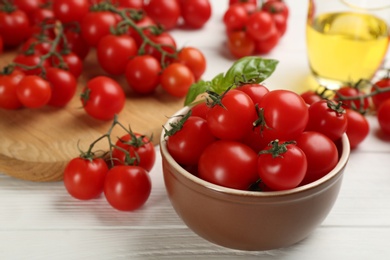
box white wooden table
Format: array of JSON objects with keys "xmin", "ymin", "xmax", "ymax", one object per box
[{"xmin": 2, "ymin": 0, "xmax": 390, "ymax": 259}]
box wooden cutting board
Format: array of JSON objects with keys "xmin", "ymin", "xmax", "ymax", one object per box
[{"xmin": 0, "ymin": 50, "xmax": 185, "ymax": 182}]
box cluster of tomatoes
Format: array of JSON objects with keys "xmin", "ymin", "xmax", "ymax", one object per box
[
  {"xmin": 301, "ymin": 76, "xmax": 390, "ymax": 147},
  {"xmin": 165, "ymin": 83, "xmax": 347, "ymax": 191},
  {"xmin": 223, "ymin": 0, "xmax": 289, "ymax": 58},
  {"xmin": 0, "ymin": 0, "xmax": 209, "ymax": 120},
  {"xmin": 63, "ymin": 119, "xmax": 156, "ymax": 211}
]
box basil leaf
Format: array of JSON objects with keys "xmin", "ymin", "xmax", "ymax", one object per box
[{"xmin": 184, "ymin": 56, "xmax": 279, "ymax": 106}]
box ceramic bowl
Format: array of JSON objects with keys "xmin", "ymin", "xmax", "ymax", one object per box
[{"xmin": 160, "ymin": 106, "xmax": 350, "ymax": 251}]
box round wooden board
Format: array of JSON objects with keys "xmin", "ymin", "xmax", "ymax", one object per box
[{"xmin": 0, "ymin": 50, "xmax": 185, "ymax": 182}]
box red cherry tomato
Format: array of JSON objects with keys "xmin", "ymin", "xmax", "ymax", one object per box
[
  {"xmin": 125, "ymin": 55, "xmax": 162, "ymax": 95},
  {"xmin": 245, "ymin": 10, "xmax": 275, "ymax": 41},
  {"xmin": 111, "ymin": 132, "xmax": 156, "ymax": 172},
  {"xmin": 166, "ymin": 115, "xmax": 216, "ymax": 166},
  {"xmin": 97, "ymin": 34, "xmax": 138, "ymax": 75},
  {"xmin": 63, "ymin": 157, "xmax": 108, "ymax": 200},
  {"xmin": 81, "ymin": 76, "xmax": 126, "ymax": 120},
  {"xmin": 177, "ymin": 47, "xmax": 206, "ymax": 81},
  {"xmin": 160, "ymin": 63, "xmax": 195, "ymax": 97},
  {"xmin": 198, "ymin": 140, "xmax": 258, "ymax": 190},
  {"xmin": 371, "ymin": 77, "xmax": 390, "ymax": 109},
  {"xmin": 0, "ymin": 9, "xmax": 31, "ymax": 47},
  {"xmin": 16, "ymin": 75, "xmax": 52, "ymax": 108},
  {"xmin": 81, "ymin": 11, "xmax": 118, "ymax": 47},
  {"xmin": 345, "ymin": 108, "xmax": 369, "ymax": 149},
  {"xmin": 46, "ymin": 67, "xmax": 77, "ymax": 107},
  {"xmin": 104, "ymin": 165, "xmax": 152, "ymax": 211},
  {"xmin": 334, "ymin": 85, "xmax": 369, "ymax": 111},
  {"xmin": 207, "ymin": 89, "xmax": 257, "ymax": 140},
  {"xmin": 0, "ymin": 70, "xmax": 24, "ymax": 110},
  {"xmin": 236, "ymin": 83, "xmax": 269, "ymax": 105},
  {"xmin": 52, "ymin": 0, "xmax": 89, "ymax": 23},
  {"xmin": 51, "ymin": 52, "xmax": 83, "ymax": 78},
  {"xmin": 306, "ymin": 100, "xmax": 348, "ymax": 141},
  {"xmin": 258, "ymin": 140, "xmax": 307, "ymax": 191},
  {"xmin": 180, "ymin": 0, "xmax": 212, "ymax": 29},
  {"xmin": 377, "ymin": 99, "xmax": 390, "ymax": 136},
  {"xmin": 144, "ymin": 0, "xmax": 180, "ymax": 30},
  {"xmin": 296, "ymin": 131, "xmax": 338, "ymax": 185},
  {"xmin": 227, "ymin": 30, "xmax": 255, "ymax": 59}
]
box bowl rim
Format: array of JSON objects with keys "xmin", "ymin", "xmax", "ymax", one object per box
[{"xmin": 160, "ymin": 105, "xmax": 351, "ymax": 198}]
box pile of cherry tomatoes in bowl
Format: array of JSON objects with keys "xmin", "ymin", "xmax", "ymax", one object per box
[
  {"xmin": 0, "ymin": 0, "xmax": 210, "ymax": 120},
  {"xmin": 164, "ymin": 56, "xmax": 390, "ymax": 192}
]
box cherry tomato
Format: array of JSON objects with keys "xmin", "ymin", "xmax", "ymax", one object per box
[
  {"xmin": 14, "ymin": 0, "xmax": 43, "ymax": 16},
  {"xmin": 371, "ymin": 77, "xmax": 390, "ymax": 109},
  {"xmin": 144, "ymin": 32, "xmax": 177, "ymax": 64},
  {"xmin": 29, "ymin": 7, "xmax": 55, "ymax": 26},
  {"xmin": 245, "ymin": 10, "xmax": 275, "ymax": 41},
  {"xmin": 177, "ymin": 47, "xmax": 206, "ymax": 81},
  {"xmin": 258, "ymin": 140, "xmax": 307, "ymax": 191},
  {"xmin": 377, "ymin": 99, "xmax": 390, "ymax": 136},
  {"xmin": 63, "ymin": 29, "xmax": 91, "ymax": 60},
  {"xmin": 125, "ymin": 55, "xmax": 162, "ymax": 95},
  {"xmin": 344, "ymin": 108, "xmax": 369, "ymax": 149},
  {"xmin": 81, "ymin": 11, "xmax": 118, "ymax": 47},
  {"xmin": 207, "ymin": 89, "xmax": 257, "ymax": 140},
  {"xmin": 300, "ymin": 89, "xmax": 323, "ymax": 105},
  {"xmin": 253, "ymin": 26, "xmax": 280, "ymax": 54},
  {"xmin": 223, "ymin": 4, "xmax": 249, "ymax": 32},
  {"xmin": 46, "ymin": 67, "xmax": 77, "ymax": 107},
  {"xmin": 51, "ymin": 52, "xmax": 83, "ymax": 78},
  {"xmin": 104, "ymin": 165, "xmax": 152, "ymax": 211},
  {"xmin": 227, "ymin": 30, "xmax": 255, "ymax": 59},
  {"xmin": 16, "ymin": 75, "xmax": 51, "ymax": 108},
  {"xmin": 81, "ymin": 76, "xmax": 126, "ymax": 120},
  {"xmin": 236, "ymin": 83, "xmax": 269, "ymax": 105},
  {"xmin": 160, "ymin": 63, "xmax": 195, "ymax": 97},
  {"xmin": 63, "ymin": 157, "xmax": 108, "ymax": 200},
  {"xmin": 190, "ymin": 102, "xmax": 210, "ymax": 119},
  {"xmin": 262, "ymin": 0, "xmax": 289, "ymax": 19},
  {"xmin": 13, "ymin": 53, "xmax": 50, "ymax": 76},
  {"xmin": 111, "ymin": 132, "xmax": 156, "ymax": 172},
  {"xmin": 296, "ymin": 131, "xmax": 338, "ymax": 185},
  {"xmin": 0, "ymin": 70, "xmax": 24, "ymax": 110},
  {"xmin": 166, "ymin": 115, "xmax": 216, "ymax": 166},
  {"xmin": 198, "ymin": 140, "xmax": 258, "ymax": 190},
  {"xmin": 127, "ymin": 14, "xmax": 155, "ymax": 47},
  {"xmin": 270, "ymin": 12, "xmax": 288, "ymax": 36},
  {"xmin": 180, "ymin": 0, "xmax": 212, "ymax": 29},
  {"xmin": 0, "ymin": 9, "xmax": 31, "ymax": 47},
  {"xmin": 258, "ymin": 89, "xmax": 309, "ymax": 144},
  {"xmin": 334, "ymin": 85, "xmax": 369, "ymax": 111},
  {"xmin": 144, "ymin": 0, "xmax": 180, "ymax": 30},
  {"xmin": 97, "ymin": 34, "xmax": 138, "ymax": 75},
  {"xmin": 52, "ymin": 0, "xmax": 89, "ymax": 23},
  {"xmin": 20, "ymin": 36, "xmax": 52, "ymax": 55},
  {"xmin": 305, "ymin": 100, "xmax": 348, "ymax": 141}
]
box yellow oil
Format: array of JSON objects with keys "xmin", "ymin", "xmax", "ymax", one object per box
[{"xmin": 306, "ymin": 12, "xmax": 389, "ymax": 85}]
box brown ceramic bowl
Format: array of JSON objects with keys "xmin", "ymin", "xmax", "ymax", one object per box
[{"xmin": 160, "ymin": 106, "xmax": 350, "ymax": 251}]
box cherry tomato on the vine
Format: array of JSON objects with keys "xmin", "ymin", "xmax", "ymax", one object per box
[
  {"xmin": 13, "ymin": 53, "xmax": 50, "ymax": 76},
  {"xmin": 51, "ymin": 52, "xmax": 83, "ymax": 79},
  {"xmin": 377, "ymin": 99, "xmax": 390, "ymax": 136},
  {"xmin": 81, "ymin": 11, "xmax": 118, "ymax": 47},
  {"xmin": 0, "ymin": 9, "xmax": 31, "ymax": 47},
  {"xmin": 236, "ymin": 83, "xmax": 269, "ymax": 105},
  {"xmin": 227, "ymin": 30, "xmax": 255, "ymax": 59},
  {"xmin": 345, "ymin": 108, "xmax": 369, "ymax": 149},
  {"xmin": 16, "ymin": 75, "xmax": 52, "ymax": 108},
  {"xmin": 160, "ymin": 63, "xmax": 195, "ymax": 97},
  {"xmin": 296, "ymin": 131, "xmax": 338, "ymax": 185},
  {"xmin": 104, "ymin": 165, "xmax": 152, "ymax": 211},
  {"xmin": 52, "ymin": 0, "xmax": 89, "ymax": 24},
  {"xmin": 177, "ymin": 47, "xmax": 206, "ymax": 81},
  {"xmin": 305, "ymin": 100, "xmax": 348, "ymax": 141},
  {"xmin": 144, "ymin": 0, "xmax": 181, "ymax": 30},
  {"xmin": 111, "ymin": 132, "xmax": 156, "ymax": 172},
  {"xmin": 125, "ymin": 55, "xmax": 162, "ymax": 95},
  {"xmin": 97, "ymin": 34, "xmax": 138, "ymax": 75},
  {"xmin": 180, "ymin": 0, "xmax": 212, "ymax": 29},
  {"xmin": 0, "ymin": 70, "xmax": 24, "ymax": 110},
  {"xmin": 245, "ymin": 10, "xmax": 275, "ymax": 42},
  {"xmin": 46, "ymin": 67, "xmax": 77, "ymax": 107},
  {"xmin": 334, "ymin": 85, "xmax": 369, "ymax": 111},
  {"xmin": 371, "ymin": 77, "xmax": 390, "ymax": 109},
  {"xmin": 63, "ymin": 157, "xmax": 108, "ymax": 200},
  {"xmin": 81, "ymin": 76, "xmax": 126, "ymax": 120}
]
